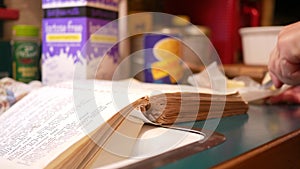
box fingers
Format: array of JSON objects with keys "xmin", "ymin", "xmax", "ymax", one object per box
[
  {"xmin": 267, "ymin": 86, "xmax": 300, "ymax": 104},
  {"xmin": 268, "ymin": 47, "xmax": 284, "ymax": 88},
  {"xmin": 269, "ymin": 57, "xmax": 300, "ymax": 86},
  {"xmin": 269, "ymin": 71, "xmax": 283, "ymax": 88},
  {"xmin": 268, "ymin": 22, "xmax": 300, "ymax": 86}
]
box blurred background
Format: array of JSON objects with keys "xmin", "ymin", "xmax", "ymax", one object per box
[{"xmin": 0, "ymin": 0, "xmax": 299, "ymax": 83}]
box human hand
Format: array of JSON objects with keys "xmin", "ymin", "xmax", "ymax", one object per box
[
  {"xmin": 268, "ymin": 21, "xmax": 300, "ymax": 88},
  {"xmin": 267, "ymin": 85, "xmax": 300, "ymax": 104}
]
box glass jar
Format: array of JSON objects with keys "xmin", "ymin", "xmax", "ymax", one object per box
[{"xmin": 11, "ymin": 25, "xmax": 40, "ymax": 83}]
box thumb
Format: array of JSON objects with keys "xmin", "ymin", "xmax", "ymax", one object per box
[{"xmin": 269, "ymin": 71, "xmax": 283, "ymax": 88}]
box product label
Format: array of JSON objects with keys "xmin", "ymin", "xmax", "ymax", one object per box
[
  {"xmin": 144, "ymin": 34, "xmax": 183, "ymax": 84},
  {"xmin": 44, "ymin": 6, "xmax": 118, "ymax": 20},
  {"xmin": 12, "ymin": 41, "xmax": 40, "ymax": 83},
  {"xmin": 42, "ymin": 0, "xmax": 119, "ymax": 11},
  {"xmin": 42, "ymin": 17, "xmax": 119, "ymax": 84}
]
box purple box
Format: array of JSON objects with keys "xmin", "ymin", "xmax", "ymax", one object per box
[
  {"xmin": 42, "ymin": 0, "xmax": 119, "ymax": 10},
  {"xmin": 42, "ymin": 7, "xmax": 119, "ymax": 84},
  {"xmin": 43, "ymin": 6, "xmax": 118, "ymax": 19},
  {"xmin": 143, "ymin": 34, "xmax": 184, "ymax": 84}
]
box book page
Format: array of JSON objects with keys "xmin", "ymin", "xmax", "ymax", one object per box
[
  {"xmin": 89, "ymin": 116, "xmax": 145, "ymax": 168},
  {"xmin": 0, "ymin": 80, "xmax": 149, "ymax": 168},
  {"xmin": 115, "ymin": 78, "xmax": 212, "ymax": 94},
  {"xmin": 0, "ymin": 158, "xmax": 37, "ymax": 169},
  {"xmin": 94, "ymin": 124, "xmax": 205, "ymax": 169},
  {"xmin": 0, "ymin": 87, "xmax": 82, "ymax": 168}
]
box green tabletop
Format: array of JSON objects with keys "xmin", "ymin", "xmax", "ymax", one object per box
[{"xmin": 159, "ymin": 105, "xmax": 300, "ymax": 169}]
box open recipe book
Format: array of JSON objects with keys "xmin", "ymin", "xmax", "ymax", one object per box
[{"xmin": 0, "ymin": 79, "xmax": 248, "ymax": 169}]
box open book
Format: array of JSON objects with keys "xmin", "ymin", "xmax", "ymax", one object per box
[{"xmin": 0, "ymin": 79, "xmax": 248, "ymax": 168}]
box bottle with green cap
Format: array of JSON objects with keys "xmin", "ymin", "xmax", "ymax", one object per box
[{"xmin": 11, "ymin": 25, "xmax": 40, "ymax": 83}]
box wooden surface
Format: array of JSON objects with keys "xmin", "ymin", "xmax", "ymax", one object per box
[
  {"xmin": 222, "ymin": 64, "xmax": 268, "ymax": 82},
  {"xmin": 188, "ymin": 64, "xmax": 268, "ymax": 83}
]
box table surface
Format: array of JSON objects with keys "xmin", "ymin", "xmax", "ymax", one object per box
[{"xmin": 158, "ymin": 104, "xmax": 300, "ymax": 169}]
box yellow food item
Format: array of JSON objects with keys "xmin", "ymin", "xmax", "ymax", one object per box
[
  {"xmin": 151, "ymin": 37, "xmax": 183, "ymax": 83},
  {"xmin": 262, "ymin": 72, "xmax": 275, "ymax": 90},
  {"xmin": 226, "ymin": 79, "xmax": 245, "ymax": 89},
  {"xmin": 153, "ymin": 38, "xmax": 181, "ymax": 60}
]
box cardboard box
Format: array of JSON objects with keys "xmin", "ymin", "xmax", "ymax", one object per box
[
  {"xmin": 42, "ymin": 6, "xmax": 119, "ymax": 84},
  {"xmin": 42, "ymin": 0, "xmax": 119, "ymax": 10}
]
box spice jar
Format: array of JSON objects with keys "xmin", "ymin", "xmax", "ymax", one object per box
[{"xmin": 11, "ymin": 25, "xmax": 40, "ymax": 83}]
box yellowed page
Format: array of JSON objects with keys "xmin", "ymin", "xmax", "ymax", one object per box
[
  {"xmin": 94, "ymin": 124, "xmax": 205, "ymax": 169},
  {"xmin": 0, "ymin": 87, "xmax": 87, "ymax": 168},
  {"xmin": 89, "ymin": 117, "xmax": 144, "ymax": 168},
  {"xmin": 0, "ymin": 80, "xmax": 148, "ymax": 168}
]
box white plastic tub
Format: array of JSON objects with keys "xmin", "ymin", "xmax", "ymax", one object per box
[{"xmin": 239, "ymin": 26, "xmax": 283, "ymax": 65}]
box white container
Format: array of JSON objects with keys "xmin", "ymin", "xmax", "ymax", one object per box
[{"xmin": 239, "ymin": 26, "xmax": 283, "ymax": 65}]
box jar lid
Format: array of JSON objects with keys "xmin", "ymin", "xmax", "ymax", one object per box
[
  {"xmin": 13, "ymin": 25, "xmax": 39, "ymax": 37},
  {"xmin": 172, "ymin": 15, "xmax": 190, "ymax": 27},
  {"xmin": 185, "ymin": 25, "xmax": 211, "ymax": 37}
]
